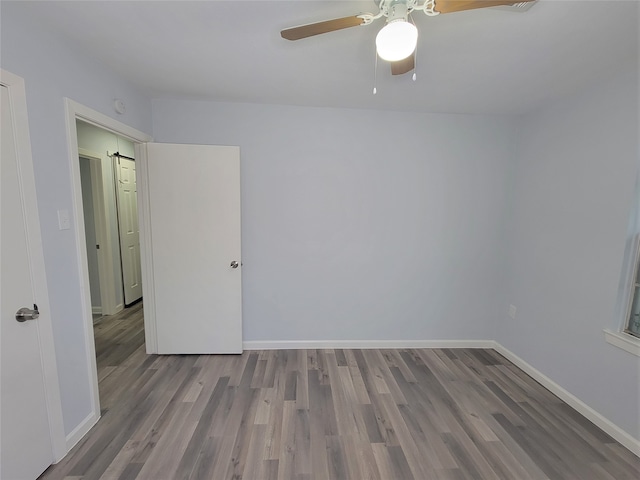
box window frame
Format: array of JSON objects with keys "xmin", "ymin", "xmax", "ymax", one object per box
[
  {"xmin": 604, "ymin": 234, "xmax": 640, "ymax": 356},
  {"xmin": 624, "ymin": 236, "xmax": 640, "ymax": 338}
]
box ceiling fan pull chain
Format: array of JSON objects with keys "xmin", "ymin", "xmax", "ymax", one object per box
[
  {"xmin": 410, "ymin": 14, "xmax": 418, "ymax": 81},
  {"xmin": 373, "ymin": 49, "xmax": 379, "ymax": 94}
]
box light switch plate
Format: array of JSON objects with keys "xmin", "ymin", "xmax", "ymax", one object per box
[{"xmin": 57, "ymin": 209, "xmax": 70, "ymax": 230}]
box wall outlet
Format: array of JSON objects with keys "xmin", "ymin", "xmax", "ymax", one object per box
[{"xmin": 508, "ymin": 304, "xmax": 517, "ymax": 319}]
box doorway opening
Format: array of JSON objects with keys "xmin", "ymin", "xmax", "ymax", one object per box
[
  {"xmin": 76, "ymin": 119, "xmax": 145, "ymax": 409},
  {"xmin": 77, "ymin": 121, "xmax": 143, "ymax": 314},
  {"xmin": 65, "ymin": 98, "xmax": 243, "ymax": 447},
  {"xmin": 65, "ymin": 99, "xmax": 153, "ymax": 447}
]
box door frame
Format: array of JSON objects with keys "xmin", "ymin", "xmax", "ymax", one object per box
[
  {"xmin": 1, "ymin": 69, "xmax": 67, "ymax": 461},
  {"xmin": 64, "ymin": 98, "xmax": 155, "ymax": 447},
  {"xmin": 78, "ymin": 150, "xmax": 120, "ymax": 316}
]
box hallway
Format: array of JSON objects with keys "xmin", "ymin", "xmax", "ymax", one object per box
[{"xmin": 93, "ymin": 302, "xmax": 145, "ymax": 414}]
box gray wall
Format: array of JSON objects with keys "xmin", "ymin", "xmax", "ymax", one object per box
[
  {"xmin": 498, "ymin": 66, "xmax": 640, "ymax": 440},
  {"xmin": 1, "ymin": 3, "xmax": 152, "ymax": 435},
  {"xmin": 152, "ymin": 100, "xmax": 515, "ymax": 342}
]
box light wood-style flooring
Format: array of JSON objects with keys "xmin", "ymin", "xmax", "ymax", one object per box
[{"xmin": 40, "ymin": 305, "xmax": 639, "ymax": 479}]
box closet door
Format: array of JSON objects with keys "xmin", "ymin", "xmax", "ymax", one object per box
[{"xmin": 115, "ymin": 156, "xmax": 143, "ymax": 305}]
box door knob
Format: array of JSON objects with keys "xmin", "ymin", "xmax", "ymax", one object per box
[
  {"xmin": 16, "ymin": 304, "xmax": 39, "ymax": 322},
  {"xmin": 230, "ymin": 261, "xmax": 239, "ymax": 269}
]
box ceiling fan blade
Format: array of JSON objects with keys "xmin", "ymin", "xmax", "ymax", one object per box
[
  {"xmin": 281, "ymin": 16, "xmax": 365, "ymax": 41},
  {"xmin": 434, "ymin": 0, "xmax": 536, "ymax": 14},
  {"xmin": 391, "ymin": 53, "xmax": 415, "ymax": 76}
]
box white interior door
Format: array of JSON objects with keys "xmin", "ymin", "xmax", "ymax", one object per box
[
  {"xmin": 80, "ymin": 157, "xmax": 102, "ymax": 312},
  {"xmin": 115, "ymin": 156, "xmax": 142, "ymax": 305},
  {"xmin": 1, "ymin": 83, "xmax": 56, "ymax": 479},
  {"xmin": 144, "ymin": 143, "xmax": 242, "ymax": 354}
]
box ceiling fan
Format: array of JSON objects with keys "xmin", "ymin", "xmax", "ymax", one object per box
[{"xmin": 281, "ymin": 0, "xmax": 536, "ymax": 75}]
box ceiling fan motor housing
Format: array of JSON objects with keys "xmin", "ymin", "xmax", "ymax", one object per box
[{"xmin": 386, "ymin": 0, "xmax": 410, "ymax": 23}]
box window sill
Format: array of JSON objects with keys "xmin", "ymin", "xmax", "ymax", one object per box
[{"xmin": 604, "ymin": 329, "xmax": 640, "ymax": 357}]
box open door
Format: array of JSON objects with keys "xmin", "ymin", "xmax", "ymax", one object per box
[
  {"xmin": 142, "ymin": 143, "xmax": 242, "ymax": 354},
  {"xmin": 1, "ymin": 73, "xmax": 64, "ymax": 479}
]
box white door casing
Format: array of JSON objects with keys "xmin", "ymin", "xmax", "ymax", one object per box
[
  {"xmin": 64, "ymin": 101, "xmax": 242, "ymax": 450},
  {"xmin": 1, "ymin": 72, "xmax": 66, "ymax": 478},
  {"xmin": 65, "ymin": 98, "xmax": 153, "ymax": 449},
  {"xmin": 143, "ymin": 143, "xmax": 242, "ymax": 354},
  {"xmin": 115, "ymin": 156, "xmax": 142, "ymax": 305}
]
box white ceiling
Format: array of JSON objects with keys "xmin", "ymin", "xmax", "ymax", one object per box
[{"xmin": 16, "ymin": 0, "xmax": 639, "ymax": 114}]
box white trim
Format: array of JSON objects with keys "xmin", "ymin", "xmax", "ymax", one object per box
[
  {"xmin": 243, "ymin": 339, "xmax": 496, "ymax": 350},
  {"xmin": 69, "ymin": 101, "xmax": 154, "ymax": 145},
  {"xmin": 65, "ymin": 101, "xmax": 101, "ymax": 435},
  {"xmin": 91, "ymin": 306, "xmax": 102, "ymax": 315},
  {"xmin": 604, "ymin": 329, "xmax": 640, "ymax": 357},
  {"xmin": 134, "ymin": 143, "xmax": 158, "ymax": 353},
  {"xmin": 64, "ymin": 411, "xmax": 99, "ymax": 451},
  {"xmin": 1, "ymin": 70, "xmax": 67, "ymax": 461},
  {"xmin": 64, "ymin": 98, "xmax": 152, "ymax": 448},
  {"xmin": 493, "ymin": 342, "xmax": 640, "ymax": 457}
]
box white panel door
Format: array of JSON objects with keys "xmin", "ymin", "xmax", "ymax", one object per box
[
  {"xmin": 145, "ymin": 143, "xmax": 242, "ymax": 354},
  {"xmin": 115, "ymin": 156, "xmax": 142, "ymax": 305},
  {"xmin": 1, "ymin": 84, "xmax": 54, "ymax": 479}
]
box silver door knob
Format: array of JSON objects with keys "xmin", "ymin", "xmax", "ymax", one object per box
[
  {"xmin": 16, "ymin": 304, "xmax": 39, "ymax": 322},
  {"xmin": 230, "ymin": 261, "xmax": 239, "ymax": 269}
]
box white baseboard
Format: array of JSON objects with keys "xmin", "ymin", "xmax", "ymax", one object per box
[
  {"xmin": 102, "ymin": 303, "xmax": 124, "ymax": 316},
  {"xmin": 91, "ymin": 306, "xmax": 102, "ymax": 315},
  {"xmin": 243, "ymin": 339, "xmax": 496, "ymax": 350},
  {"xmin": 64, "ymin": 411, "xmax": 99, "ymax": 455},
  {"xmin": 492, "ymin": 342, "xmax": 640, "ymax": 457}
]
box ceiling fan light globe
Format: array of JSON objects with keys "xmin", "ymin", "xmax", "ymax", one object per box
[{"xmin": 375, "ymin": 20, "xmax": 418, "ymax": 62}]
